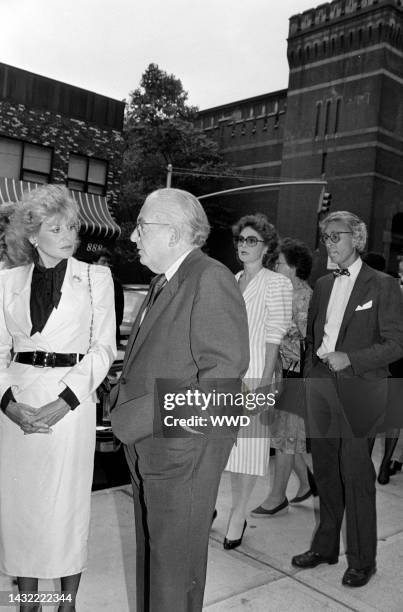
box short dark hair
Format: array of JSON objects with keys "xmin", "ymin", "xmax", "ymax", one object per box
[
  {"xmin": 280, "ymin": 237, "xmax": 312, "ymax": 280},
  {"xmin": 232, "ymin": 213, "xmax": 279, "ymax": 268}
]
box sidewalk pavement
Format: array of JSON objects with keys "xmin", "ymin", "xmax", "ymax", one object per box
[{"xmin": 1, "ymin": 439, "xmax": 403, "ymax": 611}]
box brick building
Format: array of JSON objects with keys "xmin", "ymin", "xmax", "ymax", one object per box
[
  {"xmin": 0, "ymin": 62, "xmax": 124, "ymax": 260},
  {"xmin": 197, "ymin": 0, "xmax": 403, "ymax": 273}
]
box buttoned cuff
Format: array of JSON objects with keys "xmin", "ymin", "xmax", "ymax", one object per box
[
  {"xmin": 59, "ymin": 387, "xmax": 80, "ymax": 410},
  {"xmin": 1, "ymin": 387, "xmax": 16, "ymax": 413}
]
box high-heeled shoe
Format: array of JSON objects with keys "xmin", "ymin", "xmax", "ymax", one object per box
[
  {"xmin": 390, "ymin": 460, "xmax": 402, "ymax": 475},
  {"xmin": 223, "ymin": 521, "xmax": 247, "ymax": 550},
  {"xmin": 289, "ymin": 489, "xmax": 313, "ymax": 504},
  {"xmin": 251, "ymin": 498, "xmax": 288, "ymax": 516},
  {"xmin": 307, "ymin": 467, "xmax": 318, "ymax": 496}
]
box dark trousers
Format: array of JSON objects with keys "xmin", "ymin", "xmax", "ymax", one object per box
[
  {"xmin": 307, "ymin": 364, "xmax": 377, "ymax": 569},
  {"xmin": 125, "ymin": 435, "xmax": 234, "ymax": 612}
]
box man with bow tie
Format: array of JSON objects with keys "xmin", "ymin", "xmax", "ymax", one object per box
[
  {"xmin": 110, "ymin": 188, "xmax": 249, "ymax": 612},
  {"xmin": 292, "ymin": 211, "xmax": 403, "ymax": 587}
]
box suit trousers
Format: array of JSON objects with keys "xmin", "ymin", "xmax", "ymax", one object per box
[
  {"xmin": 307, "ymin": 363, "xmax": 377, "ymax": 569},
  {"xmin": 124, "ymin": 434, "xmax": 234, "ymax": 612}
]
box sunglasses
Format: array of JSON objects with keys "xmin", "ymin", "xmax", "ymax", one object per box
[
  {"xmin": 233, "ymin": 236, "xmax": 264, "ymax": 247},
  {"xmin": 320, "ymin": 231, "xmax": 352, "ymax": 244}
]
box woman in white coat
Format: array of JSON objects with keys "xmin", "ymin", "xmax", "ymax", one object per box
[{"xmin": 0, "ymin": 185, "xmax": 116, "ymax": 611}]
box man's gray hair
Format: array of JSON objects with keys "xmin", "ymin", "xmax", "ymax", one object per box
[
  {"xmin": 146, "ymin": 188, "xmax": 210, "ymax": 247},
  {"xmin": 320, "ymin": 210, "xmax": 367, "ymax": 253}
]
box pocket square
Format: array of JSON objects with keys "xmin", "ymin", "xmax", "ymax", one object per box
[{"xmin": 355, "ymin": 300, "xmax": 372, "ymax": 311}]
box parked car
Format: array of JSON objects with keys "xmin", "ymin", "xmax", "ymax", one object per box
[{"xmin": 95, "ymin": 284, "xmax": 148, "ymax": 454}]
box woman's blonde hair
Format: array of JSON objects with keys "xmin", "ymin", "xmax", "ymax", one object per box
[{"xmin": 5, "ymin": 185, "xmax": 80, "ymax": 267}]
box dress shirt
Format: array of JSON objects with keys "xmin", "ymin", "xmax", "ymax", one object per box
[
  {"xmin": 139, "ymin": 248, "xmax": 195, "ymax": 326},
  {"xmin": 317, "ymin": 257, "xmax": 362, "ymax": 357},
  {"xmin": 164, "ymin": 247, "xmax": 195, "ymax": 281}
]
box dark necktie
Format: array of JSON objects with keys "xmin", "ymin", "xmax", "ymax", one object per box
[
  {"xmin": 143, "ymin": 274, "xmax": 167, "ymax": 313},
  {"xmin": 333, "ymin": 268, "xmax": 350, "ymax": 277}
]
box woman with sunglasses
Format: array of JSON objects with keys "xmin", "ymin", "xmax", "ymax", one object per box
[{"xmin": 224, "ymin": 213, "xmax": 292, "ymax": 549}]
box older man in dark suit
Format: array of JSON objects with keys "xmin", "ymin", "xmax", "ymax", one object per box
[
  {"xmin": 292, "ymin": 211, "xmax": 403, "ymax": 587},
  {"xmin": 110, "ymin": 188, "xmax": 249, "ymax": 612}
]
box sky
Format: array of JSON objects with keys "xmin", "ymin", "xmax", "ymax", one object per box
[{"xmin": 1, "ymin": 0, "xmax": 318, "ymax": 110}]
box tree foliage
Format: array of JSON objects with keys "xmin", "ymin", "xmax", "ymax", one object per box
[{"xmin": 118, "ymin": 63, "xmax": 236, "ymax": 222}]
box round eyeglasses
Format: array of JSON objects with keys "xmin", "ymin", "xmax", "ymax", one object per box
[
  {"xmin": 320, "ymin": 231, "xmax": 352, "ymax": 244},
  {"xmin": 134, "ymin": 220, "xmax": 171, "ymax": 234},
  {"xmin": 233, "ymin": 236, "xmax": 265, "ymax": 247}
]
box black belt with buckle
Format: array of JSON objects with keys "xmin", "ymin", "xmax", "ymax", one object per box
[{"xmin": 13, "ymin": 352, "xmax": 84, "ymax": 368}]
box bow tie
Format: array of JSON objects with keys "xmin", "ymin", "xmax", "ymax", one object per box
[{"xmin": 333, "ymin": 268, "xmax": 350, "ymax": 277}]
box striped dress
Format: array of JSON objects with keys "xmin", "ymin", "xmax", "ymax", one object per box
[{"xmin": 226, "ymin": 268, "xmax": 293, "ymax": 476}]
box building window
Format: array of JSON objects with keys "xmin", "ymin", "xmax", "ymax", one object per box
[
  {"xmin": 334, "ymin": 98, "xmax": 342, "ymax": 133},
  {"xmin": 314, "ymin": 102, "xmax": 322, "ymax": 137},
  {"xmin": 0, "ymin": 136, "xmax": 52, "ymax": 183},
  {"xmin": 67, "ymin": 154, "xmax": 107, "ymax": 195},
  {"xmin": 321, "ymin": 152, "xmax": 327, "ymax": 175},
  {"xmin": 324, "ymin": 100, "xmax": 331, "ymax": 135}
]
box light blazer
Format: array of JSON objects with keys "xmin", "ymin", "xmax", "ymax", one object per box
[
  {"xmin": 0, "ymin": 257, "xmax": 117, "ymax": 405},
  {"xmin": 305, "ymin": 262, "xmax": 403, "ymax": 434},
  {"xmin": 111, "ymin": 248, "xmax": 250, "ymax": 443}
]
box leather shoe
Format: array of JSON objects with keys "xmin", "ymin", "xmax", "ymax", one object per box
[
  {"xmin": 223, "ymin": 521, "xmax": 247, "ymax": 550},
  {"xmin": 289, "ymin": 489, "xmax": 313, "ymax": 504},
  {"xmin": 251, "ymin": 498, "xmax": 288, "ymax": 516},
  {"xmin": 291, "ymin": 550, "xmax": 338, "ymax": 568},
  {"xmin": 342, "ymin": 565, "xmax": 376, "ymax": 587},
  {"xmin": 377, "ymin": 460, "xmax": 391, "ymax": 485}
]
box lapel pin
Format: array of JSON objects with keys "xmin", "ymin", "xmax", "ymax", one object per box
[{"xmin": 73, "ymin": 275, "xmax": 82, "ymax": 282}]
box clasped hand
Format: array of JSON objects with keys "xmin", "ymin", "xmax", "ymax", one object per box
[
  {"xmin": 321, "ymin": 351, "xmax": 351, "ymax": 372},
  {"xmin": 6, "ymin": 398, "xmax": 70, "ymax": 434}
]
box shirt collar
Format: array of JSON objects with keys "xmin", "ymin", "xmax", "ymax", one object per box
[
  {"xmin": 164, "ymin": 247, "xmax": 195, "ymax": 281},
  {"xmin": 345, "ymin": 256, "xmax": 362, "ymax": 281}
]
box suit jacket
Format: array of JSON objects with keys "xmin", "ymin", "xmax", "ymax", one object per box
[
  {"xmin": 110, "ymin": 248, "xmax": 250, "ymax": 443},
  {"xmin": 0, "ymin": 257, "xmax": 117, "ymax": 404},
  {"xmin": 305, "ymin": 262, "xmax": 403, "ymax": 435}
]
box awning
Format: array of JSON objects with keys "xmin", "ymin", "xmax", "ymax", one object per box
[{"xmin": 0, "ymin": 177, "xmax": 121, "ymax": 239}]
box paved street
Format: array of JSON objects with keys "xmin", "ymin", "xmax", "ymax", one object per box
[{"xmin": 1, "ymin": 438, "xmax": 403, "ymax": 611}]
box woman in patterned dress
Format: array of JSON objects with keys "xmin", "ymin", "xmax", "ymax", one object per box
[
  {"xmin": 252, "ymin": 238, "xmax": 314, "ymax": 515},
  {"xmin": 223, "ymin": 215, "xmax": 292, "ymax": 549}
]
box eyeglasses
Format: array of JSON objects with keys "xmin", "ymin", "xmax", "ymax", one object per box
[
  {"xmin": 233, "ymin": 236, "xmax": 265, "ymax": 247},
  {"xmin": 320, "ymin": 231, "xmax": 353, "ymax": 244},
  {"xmin": 134, "ymin": 220, "xmax": 171, "ymax": 234}
]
